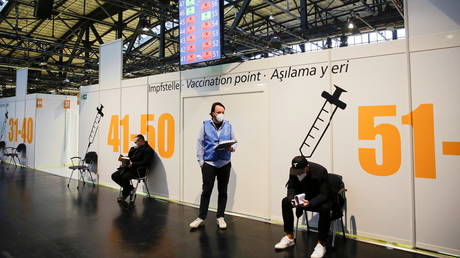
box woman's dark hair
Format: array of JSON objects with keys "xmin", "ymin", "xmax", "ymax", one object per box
[{"xmin": 209, "ymin": 102, "xmax": 225, "ymax": 116}]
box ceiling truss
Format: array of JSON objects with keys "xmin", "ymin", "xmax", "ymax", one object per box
[{"xmin": 0, "ymin": 0, "xmax": 404, "ymax": 95}]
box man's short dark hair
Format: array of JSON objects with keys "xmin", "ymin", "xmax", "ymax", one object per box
[
  {"xmin": 210, "ymin": 102, "xmax": 225, "ymax": 116},
  {"xmin": 290, "ymin": 155, "xmax": 309, "ymax": 175},
  {"xmin": 136, "ymin": 134, "xmax": 145, "ymax": 141}
]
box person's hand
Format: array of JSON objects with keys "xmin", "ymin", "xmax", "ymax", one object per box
[
  {"xmin": 291, "ymin": 200, "xmax": 296, "ymax": 207},
  {"xmin": 117, "ymin": 155, "xmax": 123, "ymax": 161},
  {"xmin": 225, "ymin": 146, "xmax": 233, "ymax": 152},
  {"xmin": 301, "ymin": 199, "xmax": 309, "ymax": 207}
]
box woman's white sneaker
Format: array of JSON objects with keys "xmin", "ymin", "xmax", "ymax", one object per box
[
  {"xmin": 310, "ymin": 243, "xmax": 326, "ymax": 258},
  {"xmin": 274, "ymin": 236, "xmax": 295, "ymax": 249},
  {"xmin": 189, "ymin": 218, "xmax": 204, "ymax": 229}
]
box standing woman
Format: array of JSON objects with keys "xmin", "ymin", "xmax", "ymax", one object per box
[{"xmin": 190, "ymin": 102, "xmax": 237, "ymax": 230}]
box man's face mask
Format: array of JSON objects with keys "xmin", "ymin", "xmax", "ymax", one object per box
[
  {"xmin": 292, "ymin": 167, "xmax": 306, "ymax": 176},
  {"xmin": 215, "ymin": 113, "xmax": 224, "ymax": 123}
]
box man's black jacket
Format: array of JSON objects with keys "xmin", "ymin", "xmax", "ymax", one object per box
[
  {"xmin": 286, "ymin": 162, "xmax": 330, "ymax": 208},
  {"xmin": 127, "ymin": 142, "xmax": 155, "ymax": 172}
]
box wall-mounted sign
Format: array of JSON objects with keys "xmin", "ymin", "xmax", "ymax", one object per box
[
  {"xmin": 179, "ymin": 0, "xmax": 223, "ymax": 65},
  {"xmin": 0, "ymin": 0, "xmax": 10, "ymax": 14}
]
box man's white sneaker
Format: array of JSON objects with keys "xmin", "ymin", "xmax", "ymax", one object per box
[
  {"xmin": 274, "ymin": 236, "xmax": 295, "ymax": 249},
  {"xmin": 217, "ymin": 217, "xmax": 227, "ymax": 229},
  {"xmin": 189, "ymin": 218, "xmax": 204, "ymax": 229},
  {"xmin": 310, "ymin": 243, "xmax": 326, "ymax": 258}
]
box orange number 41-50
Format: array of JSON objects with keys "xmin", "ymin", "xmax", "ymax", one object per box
[{"xmin": 107, "ymin": 113, "xmax": 175, "ymax": 158}]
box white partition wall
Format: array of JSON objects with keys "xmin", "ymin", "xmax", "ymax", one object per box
[
  {"xmin": 0, "ymin": 98, "xmax": 10, "ymax": 146},
  {"xmin": 2, "ymin": 92, "xmax": 35, "ymax": 168},
  {"xmin": 0, "ymin": 93, "xmax": 78, "ymax": 171},
  {"xmin": 98, "ymin": 89, "xmax": 122, "ymax": 185},
  {"xmin": 34, "ymin": 94, "xmax": 78, "ymax": 174},
  {"xmin": 1, "ymin": 97, "xmax": 16, "ymax": 150},
  {"xmin": 99, "ymin": 39, "xmax": 122, "ymax": 91},
  {"xmin": 406, "ymin": 0, "xmax": 460, "ymax": 254},
  {"xmin": 147, "ymin": 73, "xmax": 180, "ymax": 200},
  {"xmin": 410, "ymin": 47, "xmax": 460, "ymax": 255},
  {"xmin": 23, "ymin": 95, "xmax": 36, "ymax": 167},
  {"xmin": 66, "ymin": 2, "xmax": 460, "ymax": 255},
  {"xmin": 268, "ymin": 51, "xmax": 332, "ymax": 221},
  {"xmin": 79, "ymin": 85, "xmax": 100, "ymax": 158},
  {"xmin": 331, "ymin": 43, "xmax": 414, "ymax": 244},
  {"xmin": 78, "ymin": 36, "xmax": 460, "ymax": 256},
  {"xmin": 183, "ymin": 91, "xmax": 270, "ymax": 218}
]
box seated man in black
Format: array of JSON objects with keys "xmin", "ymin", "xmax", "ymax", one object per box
[
  {"xmin": 274, "ymin": 155, "xmax": 332, "ymax": 258},
  {"xmin": 111, "ymin": 134, "xmax": 154, "ymax": 202}
]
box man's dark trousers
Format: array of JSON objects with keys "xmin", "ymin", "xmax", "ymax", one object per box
[
  {"xmin": 281, "ymin": 196, "xmax": 333, "ymax": 242},
  {"xmin": 112, "ymin": 167, "xmax": 146, "ymax": 195}
]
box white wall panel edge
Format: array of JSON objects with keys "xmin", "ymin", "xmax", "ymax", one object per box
[
  {"xmin": 99, "ymin": 39, "xmax": 122, "ymax": 90},
  {"xmin": 147, "ymin": 71, "xmax": 180, "ymax": 83},
  {"xmin": 330, "ymin": 40, "xmax": 406, "ymax": 61},
  {"xmin": 121, "ymin": 76, "xmax": 148, "ymax": 88},
  {"xmin": 99, "ymin": 38, "xmax": 123, "ymax": 48},
  {"xmin": 404, "ymin": 2, "xmax": 417, "ymax": 247},
  {"xmin": 179, "ymin": 53, "xmax": 329, "ymax": 79},
  {"xmin": 181, "ymin": 88, "xmax": 265, "ymax": 98},
  {"xmin": 179, "ymin": 60, "xmax": 330, "ymax": 81},
  {"xmin": 356, "ymin": 231, "xmax": 413, "ymax": 246},
  {"xmin": 26, "ymin": 94, "xmax": 36, "ymax": 100},
  {"xmin": 415, "ymin": 242, "xmax": 459, "ymax": 257},
  {"xmin": 80, "ymin": 84, "xmax": 100, "ymax": 93},
  {"xmin": 409, "ymin": 30, "xmax": 460, "ymax": 52},
  {"xmin": 262, "ymin": 89, "xmax": 272, "ymax": 219},
  {"xmin": 179, "ymin": 82, "xmax": 185, "ymax": 202}
]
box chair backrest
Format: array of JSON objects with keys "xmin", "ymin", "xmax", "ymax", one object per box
[
  {"xmin": 16, "ymin": 143, "xmax": 26, "ymax": 153},
  {"xmin": 70, "ymin": 157, "xmax": 83, "ymax": 167},
  {"xmin": 84, "ymin": 151, "xmax": 98, "ymax": 164},
  {"xmin": 327, "ymin": 173, "xmax": 346, "ymax": 220},
  {"xmin": 327, "ymin": 173, "xmax": 345, "ymax": 195},
  {"xmin": 4, "ymin": 147, "xmax": 16, "ymax": 154},
  {"xmin": 84, "ymin": 151, "xmax": 98, "ymax": 173}
]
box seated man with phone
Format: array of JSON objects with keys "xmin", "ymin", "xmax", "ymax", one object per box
[
  {"xmin": 111, "ymin": 134, "xmax": 155, "ymax": 202},
  {"xmin": 274, "ymin": 155, "xmax": 332, "ymax": 258}
]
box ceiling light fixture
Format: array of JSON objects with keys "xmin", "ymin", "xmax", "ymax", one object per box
[{"xmin": 347, "ymin": 22, "xmax": 354, "ymax": 29}]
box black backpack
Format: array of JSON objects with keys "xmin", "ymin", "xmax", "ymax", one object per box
[{"xmin": 327, "ymin": 173, "xmax": 346, "ymax": 220}]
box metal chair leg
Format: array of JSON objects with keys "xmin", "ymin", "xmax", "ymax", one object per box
[
  {"xmin": 86, "ymin": 169, "xmax": 95, "ymax": 186},
  {"xmin": 128, "ymin": 180, "xmax": 139, "ymax": 203},
  {"xmin": 67, "ymin": 169, "xmax": 75, "ymax": 187},
  {"xmin": 10, "ymin": 156, "xmax": 16, "ymax": 166},
  {"xmin": 13, "ymin": 156, "xmax": 19, "ymax": 166},
  {"xmin": 305, "ymin": 211, "xmax": 310, "ymax": 233},
  {"xmin": 80, "ymin": 169, "xmax": 86, "ymax": 185},
  {"xmin": 295, "ymin": 217, "xmax": 299, "ymax": 241},
  {"xmin": 143, "ymin": 179, "xmax": 151, "ymax": 197},
  {"xmin": 77, "ymin": 169, "xmax": 85, "ymax": 189},
  {"xmin": 332, "ymin": 219, "xmax": 337, "ymax": 247},
  {"xmin": 341, "ymin": 217, "xmax": 346, "ymax": 238}
]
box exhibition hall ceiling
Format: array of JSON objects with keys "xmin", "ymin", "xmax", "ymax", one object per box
[{"xmin": 0, "ymin": 0, "xmax": 403, "ymax": 95}]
